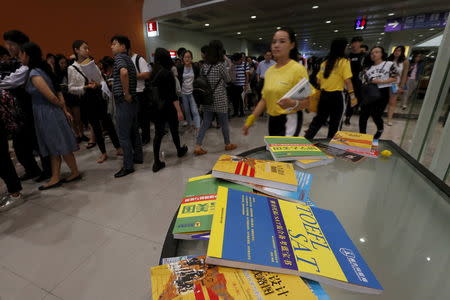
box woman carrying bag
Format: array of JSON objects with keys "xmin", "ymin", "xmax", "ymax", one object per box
[{"xmin": 359, "ymin": 46, "xmax": 399, "ymax": 139}]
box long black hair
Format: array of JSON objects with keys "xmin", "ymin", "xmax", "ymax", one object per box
[
  {"xmin": 276, "ymin": 27, "xmax": 298, "ymax": 60},
  {"xmin": 72, "ymin": 40, "xmax": 87, "ymax": 60},
  {"xmin": 205, "ymin": 40, "xmax": 225, "ymax": 65},
  {"xmin": 324, "ymin": 38, "xmax": 348, "ymax": 79},
  {"xmin": 388, "ymin": 46, "xmax": 406, "ymax": 63},
  {"xmin": 55, "ymin": 54, "xmax": 68, "ymax": 83},
  {"xmin": 21, "ymin": 42, "xmax": 61, "ymax": 92},
  {"xmin": 152, "ymin": 47, "xmax": 174, "ymax": 80}
]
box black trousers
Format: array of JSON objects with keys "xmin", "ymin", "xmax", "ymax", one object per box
[
  {"xmin": 268, "ymin": 111, "xmax": 303, "ymax": 136},
  {"xmin": 136, "ymin": 92, "xmax": 151, "ymax": 143},
  {"xmin": 359, "ymin": 87, "xmax": 390, "ymax": 139},
  {"xmin": 86, "ymin": 93, "xmax": 120, "ymax": 154},
  {"xmin": 0, "ymin": 128, "xmax": 22, "ymax": 194},
  {"xmin": 305, "ymin": 90, "xmax": 346, "ymax": 139},
  {"xmin": 153, "ymin": 108, "xmax": 181, "ymax": 163},
  {"xmin": 229, "ymin": 85, "xmax": 244, "ymax": 116}
]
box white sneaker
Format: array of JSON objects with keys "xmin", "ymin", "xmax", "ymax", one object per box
[
  {"xmin": 0, "ymin": 193, "xmax": 25, "ymax": 212},
  {"xmin": 387, "ymin": 121, "xmax": 393, "ymax": 126}
]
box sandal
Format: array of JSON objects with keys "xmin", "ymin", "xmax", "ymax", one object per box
[{"xmin": 194, "ymin": 148, "xmax": 208, "ymax": 156}]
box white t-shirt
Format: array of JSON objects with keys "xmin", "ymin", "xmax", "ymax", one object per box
[
  {"xmin": 181, "ymin": 66, "xmax": 194, "ymax": 95},
  {"xmin": 365, "ymin": 61, "xmax": 398, "ymax": 88},
  {"xmin": 393, "ymin": 62, "xmax": 403, "ymax": 84},
  {"xmin": 131, "ymin": 54, "xmax": 151, "ymax": 93}
]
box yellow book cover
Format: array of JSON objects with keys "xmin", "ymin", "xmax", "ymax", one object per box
[
  {"xmin": 150, "ymin": 256, "xmax": 317, "ymax": 300},
  {"xmin": 330, "ymin": 131, "xmax": 373, "ymax": 152},
  {"xmin": 212, "ymin": 155, "xmax": 297, "ymax": 191}
]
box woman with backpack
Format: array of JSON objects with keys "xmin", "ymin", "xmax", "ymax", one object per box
[
  {"xmin": 151, "ymin": 48, "xmax": 188, "ymax": 172},
  {"xmin": 68, "ymin": 40, "xmax": 122, "ymax": 163},
  {"xmin": 194, "ymin": 40, "xmax": 237, "ymax": 155},
  {"xmin": 177, "ymin": 50, "xmax": 201, "ymax": 132}
]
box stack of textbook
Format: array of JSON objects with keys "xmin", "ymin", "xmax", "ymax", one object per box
[
  {"xmin": 151, "ymin": 148, "xmax": 383, "ymax": 299},
  {"xmin": 329, "ymin": 131, "xmax": 378, "ymax": 158}
]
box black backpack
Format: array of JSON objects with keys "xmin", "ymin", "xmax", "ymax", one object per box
[{"xmin": 193, "ymin": 64, "xmax": 222, "ymax": 106}]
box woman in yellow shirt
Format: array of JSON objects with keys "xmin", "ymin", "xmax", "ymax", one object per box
[
  {"xmin": 242, "ymin": 27, "xmax": 310, "ymax": 136},
  {"xmin": 304, "ymin": 38, "xmax": 356, "ymax": 139}
]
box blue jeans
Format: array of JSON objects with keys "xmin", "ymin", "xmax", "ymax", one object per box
[
  {"xmin": 115, "ymin": 100, "xmax": 143, "ymax": 170},
  {"xmin": 181, "ymin": 94, "xmax": 201, "ymax": 129},
  {"xmin": 196, "ymin": 111, "xmax": 230, "ymax": 146}
]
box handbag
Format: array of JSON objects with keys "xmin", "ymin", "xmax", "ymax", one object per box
[
  {"xmin": 360, "ymin": 61, "xmax": 387, "ymax": 106},
  {"xmin": 193, "ymin": 65, "xmax": 222, "ymax": 106}
]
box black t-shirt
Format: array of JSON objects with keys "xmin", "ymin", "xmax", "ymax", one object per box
[{"xmin": 348, "ymin": 52, "xmax": 367, "ymax": 82}]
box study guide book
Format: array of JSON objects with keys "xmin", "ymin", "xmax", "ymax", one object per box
[
  {"xmin": 151, "ymin": 256, "xmax": 317, "ymax": 300},
  {"xmin": 264, "ymin": 136, "xmax": 328, "ymax": 161},
  {"xmin": 206, "ymin": 187, "xmax": 383, "ymax": 294},
  {"xmin": 344, "ymin": 139, "xmax": 379, "ymax": 158},
  {"xmin": 277, "ymin": 78, "xmax": 312, "ymax": 101},
  {"xmin": 315, "ymin": 143, "xmax": 366, "ymax": 163},
  {"xmin": 296, "ymin": 155, "xmax": 335, "ymax": 169},
  {"xmin": 172, "ymin": 175, "xmax": 252, "ymax": 240},
  {"xmin": 233, "ymin": 170, "xmax": 313, "ymax": 203},
  {"xmin": 212, "ymin": 155, "xmax": 298, "ymax": 191},
  {"xmin": 329, "ymin": 131, "xmax": 374, "ymax": 154}
]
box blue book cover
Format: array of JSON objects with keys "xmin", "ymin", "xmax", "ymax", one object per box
[{"xmin": 207, "ymin": 187, "xmax": 383, "ymax": 294}]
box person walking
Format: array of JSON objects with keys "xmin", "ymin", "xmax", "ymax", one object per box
[
  {"xmin": 194, "ymin": 40, "xmax": 237, "ymax": 155},
  {"xmin": 68, "ymin": 40, "xmax": 122, "ymax": 163},
  {"xmin": 20, "ymin": 42, "xmax": 80, "ymax": 190},
  {"xmin": 255, "ymin": 50, "xmax": 275, "ymax": 102},
  {"xmin": 387, "ymin": 46, "xmax": 409, "ymax": 125},
  {"xmin": 110, "ymin": 35, "xmax": 143, "ymax": 178},
  {"xmin": 242, "ymin": 27, "xmax": 311, "ymax": 137},
  {"xmin": 401, "ymin": 53, "xmax": 424, "ymax": 110},
  {"xmin": 359, "ymin": 46, "xmax": 399, "ymax": 139},
  {"xmin": 304, "ymin": 38, "xmax": 356, "ymax": 139}
]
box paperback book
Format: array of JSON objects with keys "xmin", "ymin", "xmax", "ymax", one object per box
[
  {"xmin": 329, "ymin": 131, "xmax": 374, "ymax": 154},
  {"xmin": 264, "ymin": 136, "xmax": 328, "ymax": 161},
  {"xmin": 315, "ymin": 143, "xmax": 366, "ymax": 163}
]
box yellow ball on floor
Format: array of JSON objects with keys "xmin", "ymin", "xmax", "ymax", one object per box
[{"xmin": 381, "ymin": 150, "xmax": 392, "ymax": 157}]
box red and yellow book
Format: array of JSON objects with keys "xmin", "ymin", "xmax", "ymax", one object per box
[{"xmin": 329, "ymin": 131, "xmax": 374, "ymax": 154}]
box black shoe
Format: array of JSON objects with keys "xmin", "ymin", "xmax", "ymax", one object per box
[
  {"xmin": 177, "ymin": 145, "xmax": 188, "ymax": 158},
  {"xmin": 133, "ymin": 159, "xmax": 144, "ymax": 164},
  {"xmin": 114, "ymin": 168, "xmax": 134, "ymax": 178},
  {"xmin": 34, "ymin": 173, "xmax": 52, "ymax": 183},
  {"xmin": 19, "ymin": 171, "xmax": 41, "ymax": 181},
  {"xmin": 38, "ymin": 181, "xmax": 62, "ymax": 191},
  {"xmin": 152, "ymin": 161, "xmax": 166, "ymax": 173}
]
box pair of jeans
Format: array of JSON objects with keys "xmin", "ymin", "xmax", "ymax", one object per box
[
  {"xmin": 196, "ymin": 111, "xmax": 230, "ymax": 145},
  {"xmin": 153, "ymin": 108, "xmax": 182, "ymax": 163},
  {"xmin": 359, "ymin": 87, "xmax": 390, "ymax": 139},
  {"xmin": 181, "ymin": 94, "xmax": 201, "ymax": 129},
  {"xmin": 305, "ymin": 91, "xmax": 346, "ymax": 139},
  {"xmin": 136, "ymin": 92, "xmax": 151, "ymax": 142},
  {"xmin": 229, "ymin": 85, "xmax": 244, "ymax": 116},
  {"xmin": 115, "ymin": 100, "xmax": 143, "ymax": 170},
  {"xmin": 0, "ymin": 128, "xmax": 22, "ymax": 193}
]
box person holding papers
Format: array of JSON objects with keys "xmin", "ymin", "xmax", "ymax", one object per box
[
  {"xmin": 304, "ymin": 38, "xmax": 356, "ymax": 140},
  {"xmin": 242, "ymin": 27, "xmax": 311, "ymax": 137},
  {"xmin": 68, "ymin": 40, "xmax": 122, "ymax": 164}
]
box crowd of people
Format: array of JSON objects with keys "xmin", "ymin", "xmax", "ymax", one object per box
[{"xmin": 0, "ymin": 27, "xmax": 424, "ymax": 212}]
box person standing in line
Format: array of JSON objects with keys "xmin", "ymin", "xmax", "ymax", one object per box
[
  {"xmin": 110, "ymin": 35, "xmax": 143, "ymax": 178},
  {"xmin": 20, "ymin": 42, "xmax": 80, "ymax": 190},
  {"xmin": 229, "ymin": 52, "xmax": 249, "ymax": 117},
  {"xmin": 130, "ymin": 50, "xmax": 152, "ymax": 144},
  {"xmin": 401, "ymin": 53, "xmax": 424, "ymax": 110},
  {"xmin": 177, "ymin": 50, "xmax": 201, "ymax": 132},
  {"xmin": 304, "ymin": 38, "xmax": 356, "ymax": 140},
  {"xmin": 359, "ymin": 46, "xmax": 399, "ymax": 139},
  {"xmin": 46, "ymin": 53, "xmax": 57, "ymax": 75},
  {"xmin": 242, "ymin": 27, "xmax": 311, "ymax": 137},
  {"xmin": 151, "ymin": 48, "xmax": 188, "ymax": 172},
  {"xmin": 255, "ymin": 50, "xmax": 276, "ymax": 102},
  {"xmin": 387, "ymin": 46, "xmax": 409, "ymax": 126},
  {"xmin": 0, "ymin": 30, "xmax": 51, "ymax": 182},
  {"xmin": 69, "ymin": 40, "xmax": 122, "ymax": 164},
  {"xmin": 194, "ymin": 40, "xmax": 237, "ymax": 155},
  {"xmin": 344, "ymin": 36, "xmax": 367, "ymax": 126}
]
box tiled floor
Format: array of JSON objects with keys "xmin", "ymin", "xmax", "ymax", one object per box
[{"xmin": 0, "ymin": 112, "xmax": 411, "ymax": 299}]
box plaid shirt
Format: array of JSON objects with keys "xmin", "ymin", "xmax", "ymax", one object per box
[{"xmin": 200, "ymin": 62, "xmax": 231, "ymax": 113}]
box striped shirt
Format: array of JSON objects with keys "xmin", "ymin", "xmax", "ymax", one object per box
[
  {"xmin": 113, "ymin": 53, "xmax": 137, "ymax": 100},
  {"xmin": 234, "ymin": 62, "xmax": 249, "ymax": 86}
]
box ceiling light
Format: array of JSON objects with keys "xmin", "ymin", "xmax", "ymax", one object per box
[
  {"xmin": 295, "ymin": 33, "xmax": 297, "ymax": 36},
  {"xmin": 380, "ymin": 32, "xmax": 385, "ymax": 35},
  {"xmin": 237, "ymin": 32, "xmax": 241, "ymax": 35},
  {"xmin": 378, "ymin": 37, "xmax": 382, "ymax": 40},
  {"xmin": 419, "ymin": 34, "xmax": 424, "ymax": 37},
  {"xmin": 334, "ymin": 29, "xmax": 339, "ymax": 33},
  {"xmin": 359, "ymin": 238, "xmax": 366, "ymax": 243},
  {"xmin": 204, "ymin": 23, "xmax": 210, "ymax": 27},
  {"xmin": 277, "ymin": 26, "xmax": 281, "ymax": 30},
  {"xmin": 412, "ymin": 39, "xmax": 416, "ymax": 42},
  {"xmin": 325, "ymin": 20, "xmax": 331, "ymax": 24},
  {"xmin": 312, "ymin": 5, "xmax": 319, "ymax": 9},
  {"xmin": 313, "ymin": 43, "xmax": 316, "ymax": 45},
  {"xmin": 426, "ymin": 257, "xmax": 431, "ymax": 262},
  {"xmin": 377, "ymin": 41, "xmax": 381, "ymax": 44},
  {"xmin": 304, "ymin": 39, "xmax": 308, "ymax": 41},
  {"xmin": 258, "ymin": 37, "xmax": 262, "ymax": 40},
  {"xmin": 429, "ymin": 28, "xmax": 435, "ymax": 31},
  {"xmin": 250, "ymin": 15, "xmax": 256, "ymax": 19},
  {"xmin": 388, "ymin": 13, "xmax": 395, "ymax": 16}
]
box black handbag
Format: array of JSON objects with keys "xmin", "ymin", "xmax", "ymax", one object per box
[
  {"xmin": 360, "ymin": 61, "xmax": 387, "ymax": 106},
  {"xmin": 193, "ymin": 65, "xmax": 222, "ymax": 106}
]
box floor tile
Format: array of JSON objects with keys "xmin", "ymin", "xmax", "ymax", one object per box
[{"xmin": 0, "ymin": 266, "xmax": 47, "ymax": 300}]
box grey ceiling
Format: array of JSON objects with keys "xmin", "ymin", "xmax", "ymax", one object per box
[{"xmin": 158, "ymin": 0, "xmax": 449, "ymax": 53}]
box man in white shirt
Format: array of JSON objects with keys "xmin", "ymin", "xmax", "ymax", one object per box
[
  {"xmin": 131, "ymin": 52, "xmax": 151, "ymax": 144},
  {"xmin": 255, "ymin": 50, "xmax": 275, "ymax": 101}
]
